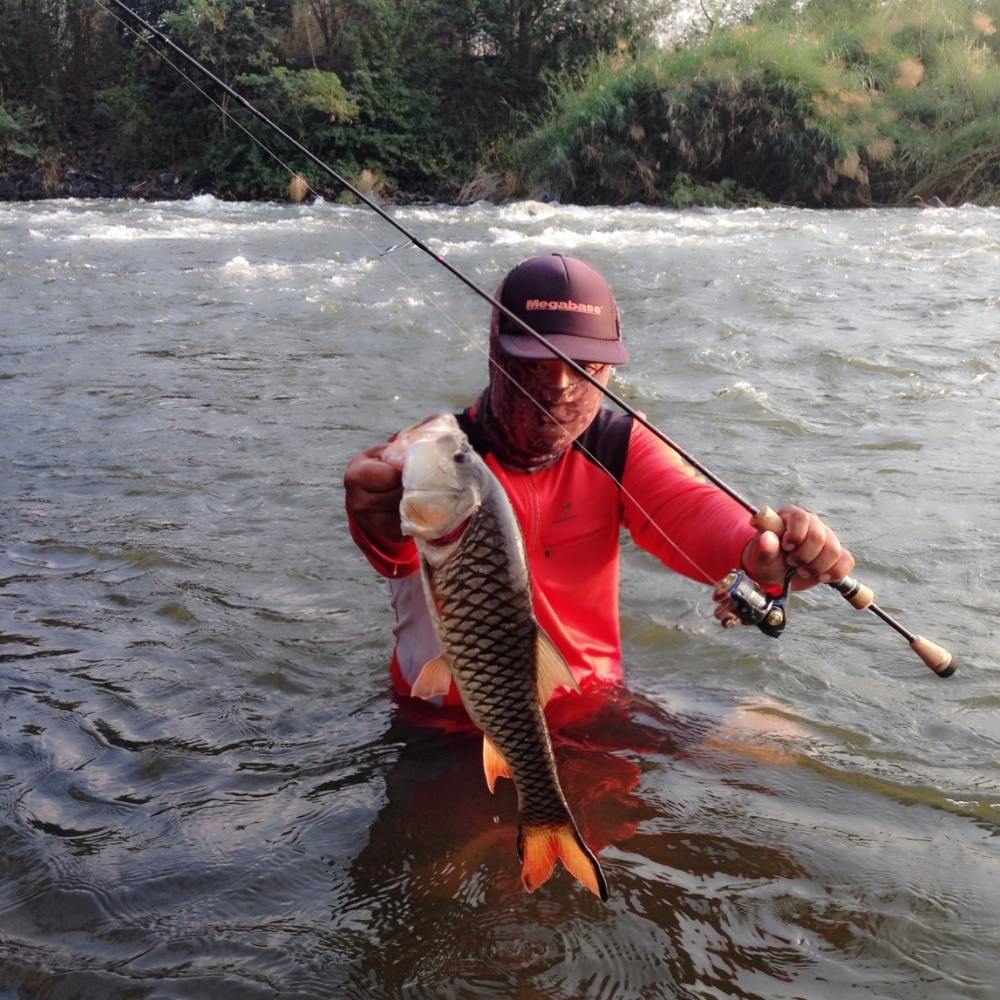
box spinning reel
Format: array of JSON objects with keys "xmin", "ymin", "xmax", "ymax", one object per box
[{"xmin": 714, "ymin": 568, "xmax": 797, "ymax": 638}]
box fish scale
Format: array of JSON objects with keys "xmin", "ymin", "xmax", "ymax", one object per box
[{"xmin": 428, "ymin": 503, "xmax": 573, "ymax": 829}]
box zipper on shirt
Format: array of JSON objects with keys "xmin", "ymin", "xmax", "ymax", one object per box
[{"xmin": 523, "ymin": 473, "xmax": 545, "ymax": 556}]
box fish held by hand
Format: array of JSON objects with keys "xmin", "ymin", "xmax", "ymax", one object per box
[{"xmin": 385, "ymin": 414, "xmax": 608, "ymax": 900}]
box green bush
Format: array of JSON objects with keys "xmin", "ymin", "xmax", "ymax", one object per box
[
  {"xmin": 0, "ymin": 101, "xmax": 42, "ymax": 171},
  {"xmin": 96, "ymin": 83, "xmax": 158, "ymax": 168},
  {"xmin": 510, "ymin": 0, "xmax": 1000, "ymax": 207},
  {"xmin": 512, "ymin": 25, "xmax": 870, "ymax": 206}
]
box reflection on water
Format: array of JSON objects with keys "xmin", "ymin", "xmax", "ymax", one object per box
[
  {"xmin": 2, "ymin": 199, "xmax": 999, "ymax": 998},
  {"xmin": 335, "ymin": 696, "xmax": 821, "ymax": 999}
]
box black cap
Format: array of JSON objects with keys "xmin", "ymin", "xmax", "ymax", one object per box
[{"xmin": 495, "ymin": 253, "xmax": 628, "ymax": 364}]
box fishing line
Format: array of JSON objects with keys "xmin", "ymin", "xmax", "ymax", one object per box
[
  {"xmin": 95, "ymin": 0, "xmax": 720, "ymax": 587},
  {"xmin": 98, "ymin": 0, "xmax": 956, "ymax": 674}
]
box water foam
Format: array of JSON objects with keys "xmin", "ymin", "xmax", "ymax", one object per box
[{"xmin": 222, "ymin": 255, "xmax": 254, "ymax": 277}]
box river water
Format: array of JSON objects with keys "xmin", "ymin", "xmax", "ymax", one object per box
[{"xmin": 1, "ymin": 197, "xmax": 998, "ymax": 999}]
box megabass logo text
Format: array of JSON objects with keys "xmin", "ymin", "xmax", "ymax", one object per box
[{"xmin": 525, "ymin": 299, "xmax": 604, "ymax": 315}]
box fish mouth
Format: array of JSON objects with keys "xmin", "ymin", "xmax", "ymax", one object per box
[
  {"xmin": 424, "ymin": 515, "xmax": 472, "ymax": 547},
  {"xmin": 400, "ymin": 488, "xmax": 472, "ymax": 540}
]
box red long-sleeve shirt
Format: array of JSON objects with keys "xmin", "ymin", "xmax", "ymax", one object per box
[{"xmin": 347, "ymin": 407, "xmax": 756, "ymax": 713}]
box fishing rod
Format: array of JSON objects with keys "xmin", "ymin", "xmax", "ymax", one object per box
[{"xmin": 100, "ymin": 0, "xmax": 955, "ymax": 678}]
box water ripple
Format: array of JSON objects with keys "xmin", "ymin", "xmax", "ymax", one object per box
[{"xmin": 1, "ymin": 200, "xmax": 998, "ymax": 998}]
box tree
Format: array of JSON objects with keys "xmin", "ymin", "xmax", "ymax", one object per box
[
  {"xmin": 0, "ymin": 0, "xmax": 668, "ymax": 196},
  {"xmin": 294, "ymin": 0, "xmax": 660, "ymax": 190}
]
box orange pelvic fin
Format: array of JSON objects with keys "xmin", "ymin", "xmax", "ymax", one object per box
[
  {"xmin": 535, "ymin": 628, "xmax": 579, "ymax": 707},
  {"xmin": 410, "ymin": 655, "xmax": 453, "ymax": 700},
  {"xmin": 482, "ymin": 735, "xmax": 513, "ymax": 793},
  {"xmin": 517, "ymin": 823, "xmax": 608, "ymax": 901}
]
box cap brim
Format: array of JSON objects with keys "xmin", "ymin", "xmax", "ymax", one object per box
[{"xmin": 498, "ymin": 332, "xmax": 629, "ymax": 365}]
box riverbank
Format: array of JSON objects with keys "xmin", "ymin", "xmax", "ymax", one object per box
[
  {"xmin": 0, "ymin": 163, "xmax": 190, "ymax": 202},
  {"xmin": 0, "ymin": 168, "xmax": 951, "ymax": 210},
  {"xmin": 6, "ymin": 3, "xmax": 999, "ymax": 210},
  {"xmin": 0, "ymin": 153, "xmax": 454, "ymax": 205}
]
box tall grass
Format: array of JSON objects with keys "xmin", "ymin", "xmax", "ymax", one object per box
[{"xmin": 509, "ymin": 0, "xmax": 1000, "ymax": 206}]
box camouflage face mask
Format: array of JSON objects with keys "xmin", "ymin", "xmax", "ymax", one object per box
[{"xmin": 477, "ymin": 343, "xmax": 611, "ymax": 472}]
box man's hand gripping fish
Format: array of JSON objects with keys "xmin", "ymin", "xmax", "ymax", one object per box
[{"xmin": 382, "ymin": 414, "xmax": 608, "ymax": 900}]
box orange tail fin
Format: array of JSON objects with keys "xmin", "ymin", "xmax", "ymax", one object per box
[{"xmin": 517, "ymin": 823, "xmax": 608, "ymax": 901}]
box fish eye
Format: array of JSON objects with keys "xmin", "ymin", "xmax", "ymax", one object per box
[{"xmin": 454, "ymin": 450, "xmax": 472, "ymax": 465}]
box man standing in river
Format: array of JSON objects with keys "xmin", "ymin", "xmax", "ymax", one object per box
[{"xmin": 344, "ymin": 253, "xmax": 854, "ymax": 717}]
